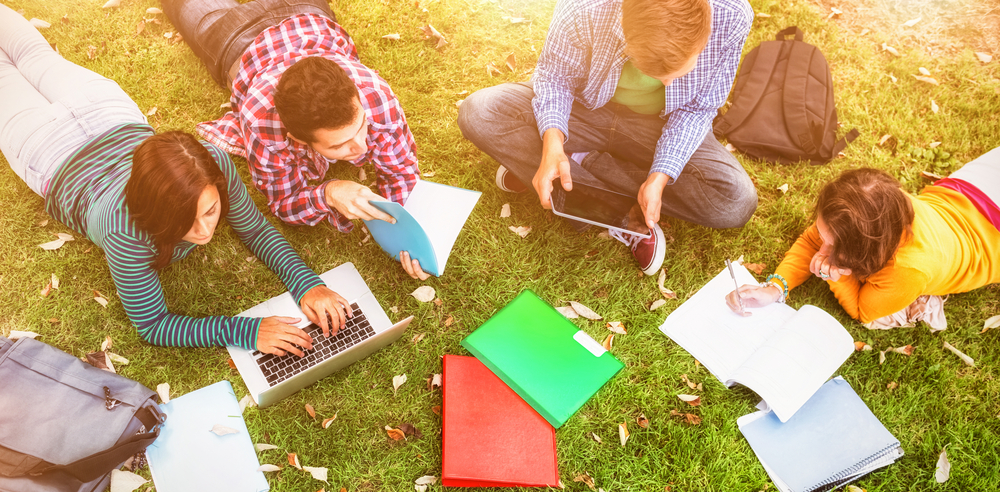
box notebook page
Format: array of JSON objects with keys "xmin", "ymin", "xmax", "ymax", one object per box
[
  {"xmin": 659, "ymin": 265, "xmax": 796, "ymax": 383},
  {"xmin": 727, "ymin": 305, "xmax": 854, "ymax": 422},
  {"xmin": 403, "ymin": 181, "xmax": 481, "ymax": 273}
]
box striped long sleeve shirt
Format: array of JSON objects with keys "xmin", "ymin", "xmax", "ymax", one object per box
[{"xmin": 45, "ymin": 124, "xmax": 325, "ymax": 350}]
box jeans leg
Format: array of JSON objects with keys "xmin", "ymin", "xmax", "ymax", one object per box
[{"xmin": 948, "ymin": 146, "xmax": 1000, "ymax": 205}]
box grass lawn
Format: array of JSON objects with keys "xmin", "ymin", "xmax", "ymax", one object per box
[{"xmin": 3, "ymin": 0, "xmax": 999, "ymax": 490}]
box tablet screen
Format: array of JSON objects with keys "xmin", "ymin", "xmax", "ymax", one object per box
[{"xmin": 551, "ymin": 182, "xmax": 650, "ymax": 237}]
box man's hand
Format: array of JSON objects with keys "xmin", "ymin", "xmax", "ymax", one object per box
[
  {"xmin": 637, "ymin": 172, "xmax": 670, "ymax": 230},
  {"xmin": 325, "ymin": 180, "xmax": 396, "ymax": 223},
  {"xmin": 399, "ymin": 251, "xmax": 430, "ymax": 280},
  {"xmin": 299, "ymin": 285, "xmax": 352, "ymax": 337},
  {"xmin": 533, "ymin": 128, "xmax": 571, "ymax": 209},
  {"xmin": 257, "ymin": 316, "xmax": 312, "ymax": 357}
]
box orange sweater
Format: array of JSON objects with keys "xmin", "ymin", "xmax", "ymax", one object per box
[{"xmin": 775, "ymin": 185, "xmax": 1000, "ymax": 323}]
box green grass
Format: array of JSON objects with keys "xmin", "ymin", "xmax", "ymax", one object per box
[{"xmin": 3, "ymin": 0, "xmax": 1000, "ymax": 490}]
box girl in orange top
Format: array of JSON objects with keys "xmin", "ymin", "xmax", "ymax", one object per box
[{"xmin": 726, "ymin": 148, "xmax": 1000, "ymax": 323}]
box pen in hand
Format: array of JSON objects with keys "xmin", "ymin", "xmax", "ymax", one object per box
[{"xmin": 725, "ymin": 258, "xmax": 745, "ymax": 313}]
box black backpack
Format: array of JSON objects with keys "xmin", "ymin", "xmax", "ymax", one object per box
[{"xmin": 713, "ymin": 26, "xmax": 859, "ymax": 165}]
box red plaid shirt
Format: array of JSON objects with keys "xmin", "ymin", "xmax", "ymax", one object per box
[{"xmin": 196, "ymin": 14, "xmax": 419, "ymax": 232}]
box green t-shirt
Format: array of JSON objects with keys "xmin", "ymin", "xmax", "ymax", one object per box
[{"xmin": 609, "ymin": 60, "xmax": 665, "ymax": 115}]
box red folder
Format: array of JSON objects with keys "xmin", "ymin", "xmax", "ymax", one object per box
[{"xmin": 441, "ymin": 355, "xmax": 559, "ymax": 487}]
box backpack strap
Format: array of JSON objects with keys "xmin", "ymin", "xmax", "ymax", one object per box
[
  {"xmin": 714, "ymin": 42, "xmax": 781, "ymax": 136},
  {"xmin": 828, "ymin": 128, "xmax": 861, "ymax": 159},
  {"xmin": 775, "ymin": 26, "xmax": 804, "ymax": 41},
  {"xmin": 782, "ymin": 40, "xmax": 824, "ymax": 156}
]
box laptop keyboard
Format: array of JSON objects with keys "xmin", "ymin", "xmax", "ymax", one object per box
[{"xmin": 251, "ymin": 303, "xmax": 374, "ymax": 386}]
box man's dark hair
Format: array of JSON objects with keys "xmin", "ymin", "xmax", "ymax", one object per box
[{"xmin": 274, "ymin": 57, "xmax": 360, "ymax": 143}]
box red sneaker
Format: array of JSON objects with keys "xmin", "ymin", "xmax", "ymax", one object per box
[
  {"xmin": 495, "ymin": 166, "xmax": 528, "ymax": 193},
  {"xmin": 610, "ymin": 224, "xmax": 665, "ymax": 276}
]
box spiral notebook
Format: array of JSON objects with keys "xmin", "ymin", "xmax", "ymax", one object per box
[{"xmin": 737, "ymin": 377, "xmax": 904, "ymax": 492}]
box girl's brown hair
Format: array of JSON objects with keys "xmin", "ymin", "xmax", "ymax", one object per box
[
  {"xmin": 126, "ymin": 132, "xmax": 230, "ymax": 270},
  {"xmin": 816, "ymin": 168, "xmax": 914, "ymax": 280}
]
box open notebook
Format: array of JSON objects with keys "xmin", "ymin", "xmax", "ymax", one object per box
[
  {"xmin": 363, "ymin": 180, "xmax": 481, "ymax": 276},
  {"xmin": 658, "ymin": 264, "xmax": 854, "ymax": 422}
]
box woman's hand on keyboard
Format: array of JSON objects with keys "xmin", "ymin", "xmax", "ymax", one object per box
[
  {"xmin": 257, "ymin": 316, "xmax": 312, "ymax": 357},
  {"xmin": 299, "ymin": 285, "xmax": 352, "ymax": 337}
]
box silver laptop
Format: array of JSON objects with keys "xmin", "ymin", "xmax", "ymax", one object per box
[{"xmin": 228, "ymin": 262, "xmax": 413, "ymax": 408}]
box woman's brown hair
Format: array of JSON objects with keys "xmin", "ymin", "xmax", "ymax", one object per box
[
  {"xmin": 816, "ymin": 168, "xmax": 914, "ymax": 280},
  {"xmin": 126, "ymin": 132, "xmax": 230, "ymax": 270}
]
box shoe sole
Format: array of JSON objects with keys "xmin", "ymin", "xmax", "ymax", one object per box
[
  {"xmin": 640, "ymin": 225, "xmax": 666, "ymax": 276},
  {"xmin": 495, "ymin": 166, "xmax": 526, "ymax": 193}
]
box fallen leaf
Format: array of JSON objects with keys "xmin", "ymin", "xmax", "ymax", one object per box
[
  {"xmin": 157, "ymin": 383, "xmax": 170, "ymax": 403},
  {"xmin": 902, "ymin": 16, "xmax": 921, "ymax": 27},
  {"xmin": 392, "ymin": 374, "xmax": 408, "ymax": 395},
  {"xmin": 777, "ymin": 183, "xmax": 789, "ymax": 194},
  {"xmin": 912, "ymin": 75, "xmax": 939, "ymax": 85},
  {"xmin": 881, "ymin": 43, "xmax": 900, "ymax": 57},
  {"xmin": 415, "ymin": 486, "xmax": 427, "ymax": 492},
  {"xmin": 935, "ymin": 447, "xmax": 950, "ymax": 483},
  {"xmin": 257, "ymin": 464, "xmax": 281, "ymax": 472},
  {"xmin": 879, "ymin": 350, "xmax": 886, "ymax": 365},
  {"xmin": 507, "ymin": 16, "xmax": 528, "ymax": 24},
  {"xmin": 680, "ymin": 373, "xmax": 700, "ymax": 390},
  {"xmin": 102, "ymin": 0, "xmax": 120, "ymax": 8},
  {"xmin": 411, "ymin": 333, "xmax": 425, "ymax": 344},
  {"xmin": 573, "ymin": 473, "xmax": 596, "ymax": 491},
  {"xmin": 94, "ymin": 293, "xmax": 109, "ymax": 307},
  {"xmin": 606, "ymin": 321, "xmax": 627, "ymax": 334},
  {"xmin": 107, "ymin": 352, "xmax": 129, "ymax": 365},
  {"xmin": 305, "ymin": 403, "xmax": 316, "ymax": 419},
  {"xmin": 591, "ymin": 432, "xmax": 602, "ymax": 443},
  {"xmin": 569, "ymin": 301, "xmax": 602, "ymax": 320},
  {"xmin": 240, "ymin": 394, "xmax": 256, "ymax": 413},
  {"xmin": 288, "ymin": 453, "xmax": 301, "ymax": 469},
  {"xmin": 878, "ymin": 134, "xmax": 893, "ymax": 146},
  {"xmin": 431, "ymin": 405, "xmax": 441, "ymax": 415},
  {"xmin": 889, "ymin": 73, "xmax": 898, "ymax": 83},
  {"xmin": 29, "ymin": 18, "xmax": 51, "ymax": 29},
  {"xmin": 455, "ymin": 99, "xmax": 464, "ymax": 109},
  {"xmin": 859, "ymin": 28, "xmax": 870, "ymax": 35},
  {"xmin": 930, "ymin": 99, "xmax": 940, "ymax": 113},
  {"xmin": 602, "ymin": 334, "xmax": 614, "ymax": 351},
  {"xmin": 146, "ymin": 7, "xmax": 162, "ymax": 14},
  {"xmin": 40, "ymin": 281, "xmax": 52, "ymax": 298},
  {"xmin": 981, "ymin": 314, "xmax": 1000, "ymax": 333},
  {"xmin": 636, "ymin": 413, "xmax": 649, "ymax": 428},
  {"xmin": 744, "ymin": 262, "xmax": 767, "ymax": 275},
  {"xmin": 87, "ymin": 45, "xmax": 98, "ymax": 60},
  {"xmin": 505, "ymin": 53, "xmax": 516, "ymax": 72},
  {"xmin": 854, "ymin": 341, "xmax": 872, "ymax": 351},
  {"xmin": 618, "ymin": 422, "xmax": 629, "ymax": 446},
  {"xmin": 220, "ymin": 101, "xmax": 231, "ymax": 110},
  {"xmin": 846, "ymin": 485, "xmax": 866, "ymax": 492},
  {"xmin": 146, "ymin": 106, "xmax": 157, "ymax": 116},
  {"xmin": 756, "ymin": 12, "xmax": 771, "ymax": 18},
  {"xmin": 942, "ymin": 341, "xmax": 975, "ymax": 367},
  {"xmin": 255, "ymin": 443, "xmax": 278, "ymax": 452},
  {"xmin": 415, "ymin": 475, "xmax": 437, "ymax": 486},
  {"xmin": 678, "ymin": 394, "xmax": 701, "ymax": 406},
  {"xmin": 486, "ymin": 62, "xmax": 503, "ymax": 77},
  {"xmin": 429, "ymin": 373, "xmax": 442, "ymax": 390},
  {"xmin": 322, "ymin": 414, "xmax": 338, "ymax": 429},
  {"xmin": 423, "ymin": 171, "xmax": 435, "ymax": 178},
  {"xmin": 657, "ymin": 268, "xmax": 677, "ymax": 299},
  {"xmin": 891, "ymin": 345, "xmax": 914, "ymax": 356},
  {"xmin": 8, "ymin": 330, "xmax": 41, "ymax": 340},
  {"xmin": 385, "ymin": 425, "xmax": 406, "ymax": 440},
  {"xmin": 85, "ymin": 351, "xmax": 114, "ymax": 372},
  {"xmin": 303, "ymin": 466, "xmax": 328, "ymax": 482},
  {"xmin": 500, "ymin": 203, "xmax": 511, "ymax": 218},
  {"xmin": 410, "ymin": 286, "xmax": 435, "ymax": 302},
  {"xmin": 382, "ymin": 33, "xmax": 401, "ymax": 40},
  {"xmin": 886, "ymin": 381, "xmax": 898, "ymax": 390},
  {"xmin": 922, "ymin": 170, "xmax": 945, "ymax": 180},
  {"xmin": 669, "ymin": 409, "xmax": 702, "ymax": 425},
  {"xmin": 110, "ymin": 469, "xmax": 147, "ymax": 492},
  {"xmin": 211, "ymin": 424, "xmax": 239, "ymax": 436},
  {"xmin": 975, "ymin": 52, "xmax": 993, "ymax": 63},
  {"xmin": 828, "ymin": 7, "xmax": 842, "ymax": 18},
  {"xmin": 419, "ymin": 24, "xmax": 448, "ymax": 49},
  {"xmin": 649, "ymin": 299, "xmax": 667, "ymax": 311},
  {"xmin": 929, "ymin": 141, "xmax": 942, "ymax": 148},
  {"xmin": 99, "ymin": 335, "xmax": 112, "ymax": 351},
  {"xmin": 509, "ymin": 225, "xmax": 532, "ymax": 238},
  {"xmin": 390, "ymin": 306, "xmax": 399, "ymax": 313},
  {"xmin": 163, "ymin": 31, "xmax": 174, "ymax": 39},
  {"xmin": 918, "ymin": 67, "xmax": 931, "ymax": 76},
  {"xmin": 39, "ymin": 238, "xmax": 67, "ymax": 250},
  {"xmin": 557, "ymin": 306, "xmax": 579, "ymax": 318}
]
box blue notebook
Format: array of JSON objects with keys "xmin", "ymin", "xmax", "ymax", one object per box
[
  {"xmin": 146, "ymin": 381, "xmax": 268, "ymax": 492},
  {"xmin": 737, "ymin": 377, "xmax": 903, "ymax": 492},
  {"xmin": 363, "ymin": 180, "xmax": 481, "ymax": 276}
]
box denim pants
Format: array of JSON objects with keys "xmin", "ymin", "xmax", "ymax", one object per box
[
  {"xmin": 162, "ymin": 0, "xmax": 335, "ymax": 88},
  {"xmin": 457, "ymin": 82, "xmax": 758, "ymax": 229},
  {"xmin": 0, "ymin": 4, "xmax": 146, "ymax": 197}
]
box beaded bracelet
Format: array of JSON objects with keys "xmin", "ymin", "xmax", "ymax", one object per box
[{"xmin": 764, "ymin": 274, "xmax": 789, "ymax": 303}]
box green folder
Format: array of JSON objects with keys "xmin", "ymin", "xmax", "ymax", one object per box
[{"xmin": 461, "ymin": 291, "xmax": 624, "ymax": 428}]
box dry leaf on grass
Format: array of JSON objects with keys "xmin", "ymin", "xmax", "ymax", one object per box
[
  {"xmin": 109, "ymin": 469, "xmax": 147, "ymax": 492},
  {"xmin": 649, "ymin": 299, "xmax": 667, "ymax": 311},
  {"xmin": 288, "ymin": 453, "xmax": 302, "ymax": 470},
  {"xmin": 669, "ymin": 409, "xmax": 702, "ymax": 425},
  {"xmin": 677, "ymin": 394, "xmax": 701, "ymax": 406},
  {"xmin": 419, "ymin": 24, "xmax": 448, "ymax": 49},
  {"xmin": 886, "ymin": 381, "xmax": 898, "ymax": 390},
  {"xmin": 411, "ymin": 333, "xmax": 425, "ymax": 344},
  {"xmin": 240, "ymin": 394, "xmax": 256, "ymax": 413},
  {"xmin": 382, "ymin": 33, "xmax": 401, "ymax": 40},
  {"xmin": 618, "ymin": 422, "xmax": 629, "ymax": 446},
  {"xmin": 305, "ymin": 403, "xmax": 316, "ymax": 419},
  {"xmin": 891, "ymin": 345, "xmax": 913, "ymax": 356},
  {"xmin": 557, "ymin": 306, "xmax": 579, "ymax": 318},
  {"xmin": 303, "ymin": 466, "xmax": 328, "ymax": 482},
  {"xmin": 980, "ymin": 314, "xmax": 1000, "ymax": 333},
  {"xmin": 888, "ymin": 73, "xmax": 898, "ymax": 83},
  {"xmin": 931, "ymin": 99, "xmax": 939, "ymax": 114},
  {"xmin": 410, "ymin": 286, "xmax": 435, "ymax": 302},
  {"xmin": 756, "ymin": 12, "xmax": 771, "ymax": 18},
  {"xmin": 935, "ymin": 447, "xmax": 950, "ymax": 483},
  {"xmin": 606, "ymin": 321, "xmax": 627, "ymax": 334},
  {"xmin": 725, "ymin": 143, "xmax": 737, "ymax": 152},
  {"xmin": 385, "ymin": 425, "xmax": 406, "ymax": 440},
  {"xmin": 415, "ymin": 475, "xmax": 437, "ymax": 486},
  {"xmin": 398, "ymin": 423, "xmax": 423, "ymax": 438},
  {"xmin": 573, "ymin": 473, "xmax": 596, "ymax": 491},
  {"xmin": 146, "ymin": 7, "xmax": 162, "ymax": 14},
  {"xmin": 30, "ymin": 18, "xmax": 51, "ymax": 29},
  {"xmin": 602, "ymin": 334, "xmax": 614, "ymax": 351},
  {"xmin": 431, "ymin": 405, "xmax": 441, "ymax": 415},
  {"xmin": 828, "ymin": 7, "xmax": 842, "ymax": 18},
  {"xmin": 569, "ymin": 301, "xmax": 602, "ymax": 320},
  {"xmin": 975, "ymin": 52, "xmax": 993, "ymax": 63},
  {"xmin": 509, "ymin": 225, "xmax": 532, "ymax": 238},
  {"xmin": 322, "ymin": 415, "xmax": 338, "ymax": 429},
  {"xmin": 918, "ymin": 67, "xmax": 931, "ymax": 76},
  {"xmin": 85, "ymin": 351, "xmax": 115, "ymax": 373},
  {"xmin": 636, "ymin": 413, "xmax": 649, "ymax": 428},
  {"xmin": 392, "ymin": 374, "xmax": 407, "ymax": 395},
  {"xmin": 101, "ymin": 335, "xmax": 111, "ymax": 352},
  {"xmin": 942, "ymin": 341, "xmax": 974, "ymax": 367},
  {"xmin": 255, "ymin": 443, "xmax": 278, "ymax": 452},
  {"xmin": 913, "ymin": 75, "xmax": 939, "ymax": 85},
  {"xmin": 211, "ymin": 424, "xmax": 238, "ymax": 436},
  {"xmin": 505, "ymin": 53, "xmax": 517, "ymax": 72},
  {"xmin": 881, "ymin": 43, "xmax": 900, "ymax": 57},
  {"xmin": 146, "ymin": 106, "xmax": 157, "ymax": 116},
  {"xmin": 922, "ymin": 170, "xmax": 945, "ymax": 180},
  {"xmin": 744, "ymin": 262, "xmax": 767, "ymax": 275},
  {"xmin": 879, "ymin": 134, "xmax": 893, "ymax": 146},
  {"xmin": 929, "ymin": 141, "xmax": 942, "ymax": 148},
  {"xmin": 854, "ymin": 341, "xmax": 872, "ymax": 351},
  {"xmin": 590, "ymin": 432, "xmax": 602, "ymax": 443},
  {"xmin": 879, "ymin": 350, "xmax": 886, "ymax": 365},
  {"xmin": 107, "ymin": 353, "xmax": 129, "ymax": 365},
  {"xmin": 94, "ymin": 292, "xmax": 109, "ymax": 308},
  {"xmin": 500, "ymin": 203, "xmax": 511, "ymax": 218},
  {"xmin": 657, "ymin": 268, "xmax": 676, "ymax": 299},
  {"xmin": 40, "ymin": 281, "xmax": 52, "ymax": 298},
  {"xmin": 39, "ymin": 233, "xmax": 74, "ymax": 250},
  {"xmin": 87, "ymin": 45, "xmax": 98, "ymax": 60},
  {"xmin": 257, "ymin": 464, "xmax": 281, "ymax": 472},
  {"xmin": 428, "ymin": 373, "xmax": 442, "ymax": 390},
  {"xmin": 8, "ymin": 330, "xmax": 41, "ymax": 340},
  {"xmin": 157, "ymin": 383, "xmax": 170, "ymax": 403},
  {"xmin": 486, "ymin": 62, "xmax": 503, "ymax": 77},
  {"xmin": 902, "ymin": 16, "xmax": 922, "ymax": 27},
  {"xmin": 102, "ymin": 0, "xmax": 120, "ymax": 8}
]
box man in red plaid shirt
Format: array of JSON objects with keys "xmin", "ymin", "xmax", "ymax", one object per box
[{"xmin": 164, "ymin": 0, "xmax": 427, "ymax": 279}]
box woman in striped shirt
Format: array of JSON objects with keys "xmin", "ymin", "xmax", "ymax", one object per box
[{"xmin": 0, "ymin": 4, "xmax": 349, "ymax": 357}]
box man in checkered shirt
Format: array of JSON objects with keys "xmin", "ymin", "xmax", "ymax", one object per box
[
  {"xmin": 459, "ymin": 0, "xmax": 758, "ymax": 276},
  {"xmin": 164, "ymin": 0, "xmax": 428, "ymax": 280}
]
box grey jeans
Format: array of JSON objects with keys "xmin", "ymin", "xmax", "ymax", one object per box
[
  {"xmin": 457, "ymin": 82, "xmax": 758, "ymax": 229},
  {"xmin": 0, "ymin": 4, "xmax": 146, "ymax": 196}
]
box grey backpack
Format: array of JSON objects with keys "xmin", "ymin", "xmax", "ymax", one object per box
[{"xmin": 0, "ymin": 336, "xmax": 165, "ymax": 492}]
